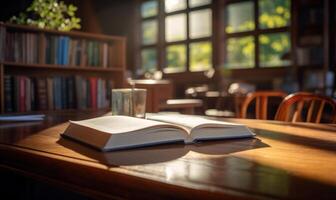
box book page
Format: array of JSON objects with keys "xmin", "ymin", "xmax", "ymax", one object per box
[
  {"xmin": 147, "ymin": 113, "xmax": 254, "ymax": 142},
  {"xmin": 70, "ymin": 115, "xmax": 184, "ymax": 135},
  {"xmin": 146, "ymin": 113, "xmax": 241, "ymax": 130}
]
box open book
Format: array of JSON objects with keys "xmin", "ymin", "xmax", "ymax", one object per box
[{"xmin": 62, "ymin": 114, "xmax": 255, "ymax": 151}]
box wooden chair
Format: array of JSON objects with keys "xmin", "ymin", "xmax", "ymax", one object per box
[
  {"xmin": 275, "ymin": 92, "xmax": 336, "ymax": 123},
  {"xmin": 240, "ymin": 91, "xmax": 287, "ymax": 120}
]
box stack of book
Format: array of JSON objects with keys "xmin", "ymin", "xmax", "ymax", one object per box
[{"xmin": 4, "ymin": 75, "xmax": 113, "ymax": 112}]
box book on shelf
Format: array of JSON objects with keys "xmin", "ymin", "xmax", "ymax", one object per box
[
  {"xmin": 62, "ymin": 113, "xmax": 255, "ymax": 151},
  {"xmin": 4, "ymin": 75, "xmax": 113, "ymax": 112},
  {"xmin": 0, "ymin": 26, "xmax": 118, "ymax": 68},
  {"xmin": 2, "ymin": 31, "xmax": 39, "ymax": 64}
]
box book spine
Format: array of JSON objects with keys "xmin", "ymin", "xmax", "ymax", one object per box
[
  {"xmin": 13, "ymin": 76, "xmax": 19, "ymax": 112},
  {"xmin": 90, "ymin": 77, "xmax": 97, "ymax": 109},
  {"xmin": 57, "ymin": 36, "xmax": 62, "ymax": 65},
  {"xmin": 51, "ymin": 36, "xmax": 56, "ymax": 64},
  {"xmin": 4, "ymin": 76, "xmax": 13, "ymax": 112},
  {"xmin": 30, "ymin": 78, "xmax": 36, "ymax": 111},
  {"xmin": 53, "ymin": 77, "xmax": 62, "ymax": 110},
  {"xmin": 25, "ymin": 77, "xmax": 31, "ymax": 112},
  {"xmin": 63, "ymin": 37, "xmax": 69, "ymax": 65},
  {"xmin": 69, "ymin": 39, "xmax": 74, "ymax": 66},
  {"xmin": 97, "ymin": 78, "xmax": 102, "ymax": 109},
  {"xmin": 47, "ymin": 77, "xmax": 54, "ymax": 110},
  {"xmin": 87, "ymin": 41, "xmax": 92, "ymax": 66},
  {"xmin": 0, "ymin": 26, "xmax": 6, "ymax": 62},
  {"xmin": 75, "ymin": 76, "xmax": 83, "ymax": 109},
  {"xmin": 75, "ymin": 39, "xmax": 81, "ymax": 66},
  {"xmin": 19, "ymin": 76, "xmax": 26, "ymax": 112},
  {"xmin": 108, "ymin": 44, "xmax": 113, "ymax": 67},
  {"xmin": 34, "ymin": 34, "xmax": 39, "ymax": 63},
  {"xmin": 36, "ymin": 77, "xmax": 47, "ymax": 110},
  {"xmin": 60, "ymin": 77, "xmax": 67, "ymax": 109},
  {"xmin": 45, "ymin": 36, "xmax": 50, "ymax": 64},
  {"xmin": 67, "ymin": 77, "xmax": 75, "ymax": 109},
  {"xmin": 94, "ymin": 42, "xmax": 99, "ymax": 66},
  {"xmin": 86, "ymin": 79, "xmax": 91, "ymax": 108},
  {"xmin": 103, "ymin": 43, "xmax": 108, "ymax": 68}
]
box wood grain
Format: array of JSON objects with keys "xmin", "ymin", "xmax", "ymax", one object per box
[{"xmin": 0, "ymin": 111, "xmax": 335, "ymax": 199}]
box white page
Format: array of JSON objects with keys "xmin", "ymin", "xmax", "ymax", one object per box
[
  {"xmin": 146, "ymin": 113, "xmax": 241, "ymax": 130},
  {"xmin": 70, "ymin": 115, "xmax": 177, "ymax": 135}
]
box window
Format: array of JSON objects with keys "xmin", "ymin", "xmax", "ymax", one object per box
[
  {"xmin": 223, "ymin": 0, "xmax": 291, "ymax": 69},
  {"xmin": 138, "ymin": 0, "xmax": 291, "ymax": 74},
  {"xmin": 140, "ymin": 0, "xmax": 159, "ymax": 73},
  {"xmin": 139, "ymin": 0, "xmax": 213, "ymax": 74}
]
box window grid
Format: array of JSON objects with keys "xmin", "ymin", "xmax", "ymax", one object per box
[
  {"xmin": 138, "ymin": 0, "xmax": 291, "ymax": 74},
  {"xmin": 139, "ymin": 0, "xmax": 213, "ymax": 74},
  {"xmin": 222, "ymin": 0, "xmax": 291, "ymax": 69}
]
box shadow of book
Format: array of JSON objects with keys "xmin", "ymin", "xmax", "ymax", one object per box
[{"xmin": 57, "ymin": 137, "xmax": 269, "ymax": 166}]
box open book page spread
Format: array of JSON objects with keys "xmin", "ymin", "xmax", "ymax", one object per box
[{"xmin": 62, "ymin": 114, "xmax": 255, "ymax": 151}]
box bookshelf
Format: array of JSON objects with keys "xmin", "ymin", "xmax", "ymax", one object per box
[
  {"xmin": 0, "ymin": 22, "xmax": 126, "ymax": 113},
  {"xmin": 293, "ymin": 0, "xmax": 335, "ymax": 95}
]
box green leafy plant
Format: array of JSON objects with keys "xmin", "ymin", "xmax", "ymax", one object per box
[{"xmin": 9, "ymin": 0, "xmax": 81, "ymax": 31}]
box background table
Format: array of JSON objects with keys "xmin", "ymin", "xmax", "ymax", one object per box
[{"xmin": 0, "ymin": 111, "xmax": 335, "ymax": 199}]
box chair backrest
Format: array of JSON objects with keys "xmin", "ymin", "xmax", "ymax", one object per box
[
  {"xmin": 275, "ymin": 92, "xmax": 336, "ymax": 123},
  {"xmin": 240, "ymin": 91, "xmax": 287, "ymax": 120}
]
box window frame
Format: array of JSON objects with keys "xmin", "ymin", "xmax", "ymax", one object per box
[
  {"xmin": 138, "ymin": 0, "xmax": 214, "ymax": 74},
  {"xmin": 136, "ymin": 0, "xmax": 292, "ymax": 76},
  {"xmin": 221, "ymin": 0, "xmax": 292, "ymax": 69}
]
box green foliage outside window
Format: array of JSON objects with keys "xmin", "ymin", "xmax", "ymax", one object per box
[
  {"xmin": 259, "ymin": 0, "xmax": 290, "ymax": 29},
  {"xmin": 142, "ymin": 20, "xmax": 157, "ymax": 45},
  {"xmin": 225, "ymin": 36, "xmax": 255, "ymax": 68},
  {"xmin": 142, "ymin": 49, "xmax": 157, "ymax": 72},
  {"xmin": 165, "ymin": 45, "xmax": 186, "ymax": 73},
  {"xmin": 141, "ymin": 0, "xmax": 158, "ymax": 18},
  {"xmin": 225, "ymin": 0, "xmax": 290, "ymax": 68},
  {"xmin": 259, "ymin": 33, "xmax": 290, "ymax": 67},
  {"xmin": 190, "ymin": 42, "xmax": 212, "ymax": 72}
]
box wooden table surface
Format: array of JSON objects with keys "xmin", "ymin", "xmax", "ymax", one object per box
[{"xmin": 0, "ymin": 111, "xmax": 336, "ymax": 199}]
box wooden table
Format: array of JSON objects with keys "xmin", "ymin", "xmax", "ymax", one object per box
[{"xmin": 0, "ymin": 111, "xmax": 336, "ymax": 199}]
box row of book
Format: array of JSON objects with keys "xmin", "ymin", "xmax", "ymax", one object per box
[
  {"xmin": 0, "ymin": 26, "xmax": 5, "ymax": 62},
  {"xmin": 296, "ymin": 47, "xmax": 323, "ymax": 66},
  {"xmin": 4, "ymin": 75, "xmax": 113, "ymax": 112},
  {"xmin": 45, "ymin": 36, "xmax": 112, "ymax": 67},
  {"xmin": 1, "ymin": 30, "xmax": 40, "ymax": 63},
  {"xmin": 0, "ymin": 28, "xmax": 117, "ymax": 67}
]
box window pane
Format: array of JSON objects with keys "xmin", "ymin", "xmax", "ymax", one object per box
[
  {"xmin": 259, "ymin": 0, "xmax": 290, "ymax": 29},
  {"xmin": 165, "ymin": 14, "xmax": 187, "ymax": 42},
  {"xmin": 225, "ymin": 36, "xmax": 255, "ymax": 68},
  {"xmin": 224, "ymin": 1, "xmax": 255, "ymax": 33},
  {"xmin": 141, "ymin": 48, "xmax": 157, "ymax": 72},
  {"xmin": 190, "ymin": 41, "xmax": 212, "ymax": 72},
  {"xmin": 259, "ymin": 33, "xmax": 290, "ymax": 67},
  {"xmin": 189, "ymin": 0, "xmax": 211, "ymax": 8},
  {"xmin": 142, "ymin": 20, "xmax": 158, "ymax": 45},
  {"xmin": 165, "ymin": 44, "xmax": 186, "ymax": 73},
  {"xmin": 141, "ymin": 0, "xmax": 158, "ymax": 18},
  {"xmin": 165, "ymin": 0, "xmax": 186, "ymax": 13},
  {"xmin": 189, "ymin": 9, "xmax": 212, "ymax": 39}
]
